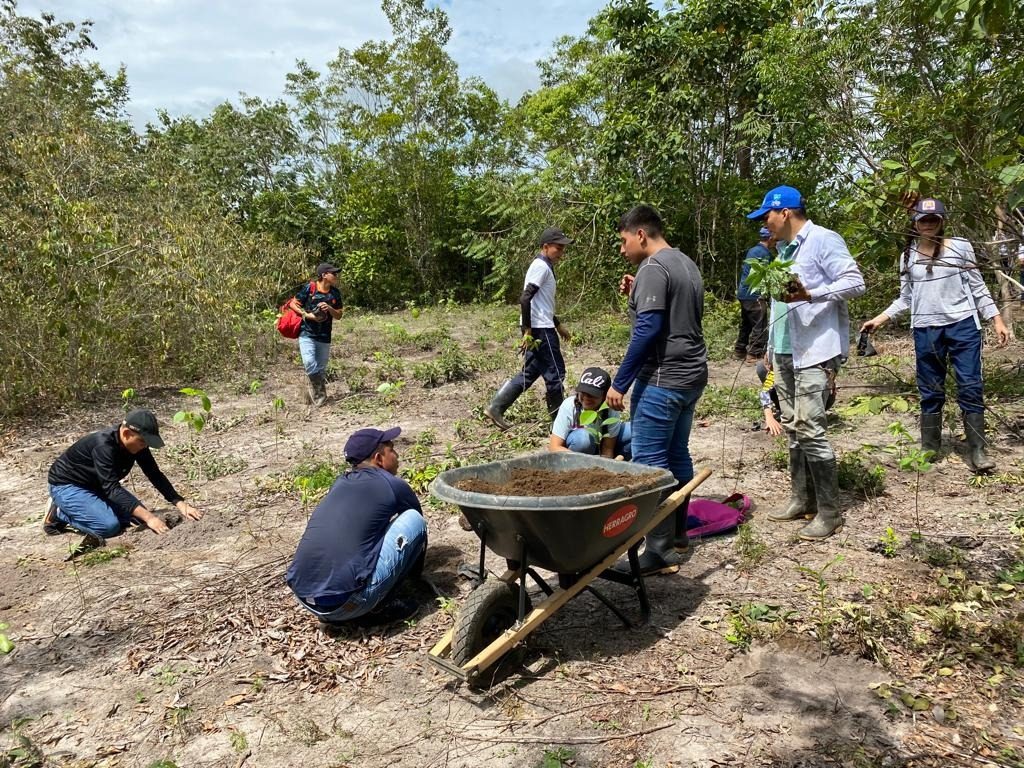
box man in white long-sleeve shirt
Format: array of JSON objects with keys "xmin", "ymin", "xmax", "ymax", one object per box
[{"xmin": 748, "ymin": 186, "xmax": 865, "ymax": 540}]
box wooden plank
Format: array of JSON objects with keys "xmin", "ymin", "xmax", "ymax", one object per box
[{"xmin": 462, "ymin": 467, "xmax": 712, "ymax": 678}]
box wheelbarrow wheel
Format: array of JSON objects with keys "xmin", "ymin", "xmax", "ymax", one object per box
[{"xmin": 451, "ymin": 579, "xmax": 530, "ymax": 687}]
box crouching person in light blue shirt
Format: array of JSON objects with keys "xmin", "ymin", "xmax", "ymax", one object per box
[
  {"xmin": 748, "ymin": 186, "xmax": 865, "ymax": 541},
  {"xmin": 549, "ymin": 367, "xmax": 631, "ymax": 460}
]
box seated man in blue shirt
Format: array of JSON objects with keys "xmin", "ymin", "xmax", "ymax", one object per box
[
  {"xmin": 286, "ymin": 426, "xmax": 427, "ymax": 629},
  {"xmin": 549, "ymin": 367, "xmax": 631, "ymax": 459}
]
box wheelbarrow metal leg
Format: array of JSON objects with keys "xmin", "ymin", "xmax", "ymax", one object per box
[
  {"xmin": 516, "ymin": 537, "xmax": 529, "ymax": 623},
  {"xmin": 628, "ymin": 544, "xmax": 651, "ymax": 624},
  {"xmin": 583, "ymin": 584, "xmax": 634, "ymax": 628}
]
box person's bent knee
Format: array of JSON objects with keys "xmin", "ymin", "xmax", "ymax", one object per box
[{"xmin": 565, "ymin": 429, "xmax": 597, "ymax": 454}]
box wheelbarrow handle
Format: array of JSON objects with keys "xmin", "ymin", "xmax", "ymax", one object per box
[{"xmin": 652, "ymin": 467, "xmax": 713, "ymax": 522}]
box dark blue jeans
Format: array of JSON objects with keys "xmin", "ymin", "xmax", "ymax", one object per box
[
  {"xmin": 630, "ymin": 380, "xmax": 705, "ymax": 487},
  {"xmin": 913, "ymin": 317, "xmax": 984, "ymax": 414},
  {"xmin": 509, "ymin": 327, "xmax": 565, "ymax": 400}
]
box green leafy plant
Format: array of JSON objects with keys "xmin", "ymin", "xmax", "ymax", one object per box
[
  {"xmin": 879, "ymin": 526, "xmax": 900, "ymax": 558},
  {"xmin": 578, "ymin": 402, "xmax": 622, "ymax": 442},
  {"xmin": 80, "ymin": 544, "xmax": 130, "ymax": 567},
  {"xmin": 734, "ymin": 522, "xmax": 768, "ymax": 569},
  {"xmin": 121, "ymin": 387, "xmax": 136, "ymax": 411},
  {"xmin": 839, "ymin": 395, "xmax": 911, "ymax": 417},
  {"xmin": 0, "ymin": 622, "xmax": 14, "ymax": 654},
  {"xmin": 797, "ymin": 555, "xmax": 844, "ymax": 645},
  {"xmin": 724, "ymin": 602, "xmax": 796, "ymax": 650},
  {"xmin": 173, "ymin": 387, "xmax": 212, "ymax": 433},
  {"xmin": 539, "ymin": 747, "xmax": 576, "ymax": 768},
  {"xmin": 743, "ymin": 255, "xmax": 795, "ymax": 299},
  {"xmin": 837, "ymin": 449, "xmax": 886, "ymax": 497}
]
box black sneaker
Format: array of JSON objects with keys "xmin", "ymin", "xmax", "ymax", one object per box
[
  {"xmin": 42, "ymin": 498, "xmax": 68, "ymax": 536},
  {"xmin": 352, "ymin": 596, "xmax": 419, "ymax": 627}
]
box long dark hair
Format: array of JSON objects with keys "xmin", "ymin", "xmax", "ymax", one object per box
[{"xmin": 902, "ymin": 218, "xmax": 946, "ymax": 274}]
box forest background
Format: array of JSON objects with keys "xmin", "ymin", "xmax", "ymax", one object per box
[{"xmin": 1, "ymin": 0, "xmax": 1021, "ymax": 419}]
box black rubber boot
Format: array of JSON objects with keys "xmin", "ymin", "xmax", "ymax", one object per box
[
  {"xmin": 768, "ymin": 445, "xmax": 816, "ymax": 522},
  {"xmin": 799, "ymin": 457, "xmax": 844, "ymax": 540},
  {"xmin": 920, "ymin": 412, "xmax": 942, "ymax": 455},
  {"xmin": 674, "ymin": 497, "xmax": 690, "ymax": 553},
  {"xmin": 545, "ymin": 389, "xmax": 564, "ymax": 417},
  {"xmin": 963, "ymin": 412, "xmax": 995, "ymax": 473},
  {"xmin": 484, "ymin": 380, "xmax": 521, "ymax": 431}
]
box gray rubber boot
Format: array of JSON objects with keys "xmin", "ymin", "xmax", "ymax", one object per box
[
  {"xmin": 767, "ymin": 445, "xmax": 816, "ymax": 522},
  {"xmin": 963, "ymin": 412, "xmax": 995, "ymax": 473},
  {"xmin": 309, "ymin": 373, "xmax": 327, "ymax": 407},
  {"xmin": 484, "ymin": 380, "xmax": 521, "ymax": 431},
  {"xmin": 798, "ymin": 457, "xmax": 844, "ymax": 540},
  {"xmin": 920, "ymin": 412, "xmax": 942, "ymax": 455}
]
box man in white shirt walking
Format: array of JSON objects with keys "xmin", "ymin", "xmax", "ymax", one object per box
[
  {"xmin": 747, "ymin": 186, "xmax": 865, "ymax": 540},
  {"xmin": 485, "ymin": 227, "xmax": 573, "ymax": 430}
]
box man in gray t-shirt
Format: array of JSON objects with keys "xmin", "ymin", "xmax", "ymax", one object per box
[{"xmin": 608, "ymin": 204, "xmax": 708, "ymax": 576}]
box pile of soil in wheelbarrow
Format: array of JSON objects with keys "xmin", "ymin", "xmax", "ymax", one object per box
[{"xmin": 454, "ymin": 467, "xmax": 665, "ymax": 498}]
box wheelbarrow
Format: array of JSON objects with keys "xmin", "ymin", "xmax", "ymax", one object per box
[{"xmin": 427, "ymin": 451, "xmax": 712, "ymax": 686}]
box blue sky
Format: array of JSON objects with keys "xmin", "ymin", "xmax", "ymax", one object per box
[{"xmin": 18, "ymin": 0, "xmax": 609, "ymax": 127}]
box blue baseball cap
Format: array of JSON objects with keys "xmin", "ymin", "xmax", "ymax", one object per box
[
  {"xmin": 747, "ymin": 186, "xmax": 804, "ymax": 219},
  {"xmin": 758, "ymin": 226, "xmax": 771, "ymax": 239},
  {"xmin": 912, "ymin": 198, "xmax": 947, "ymax": 221},
  {"xmin": 344, "ymin": 426, "xmax": 401, "ymax": 464}
]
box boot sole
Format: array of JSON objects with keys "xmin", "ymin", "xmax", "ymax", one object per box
[
  {"xmin": 799, "ymin": 524, "xmax": 844, "ymax": 541},
  {"xmin": 767, "ymin": 513, "xmax": 815, "ymax": 522},
  {"xmin": 644, "ymin": 564, "xmax": 680, "ymax": 575}
]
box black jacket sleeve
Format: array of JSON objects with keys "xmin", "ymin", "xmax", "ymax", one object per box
[
  {"xmin": 136, "ymin": 449, "xmax": 184, "ymax": 505},
  {"xmin": 519, "ymin": 282, "xmax": 540, "ymax": 332}
]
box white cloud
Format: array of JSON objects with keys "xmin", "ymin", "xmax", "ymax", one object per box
[{"xmin": 17, "ymin": 0, "xmax": 605, "ymax": 126}]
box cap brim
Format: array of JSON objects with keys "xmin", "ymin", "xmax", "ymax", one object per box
[
  {"xmin": 576, "ymin": 385, "xmax": 606, "ymax": 398},
  {"xmin": 141, "ymin": 432, "xmax": 165, "ymax": 449},
  {"xmin": 544, "ymin": 236, "xmax": 573, "ymax": 245},
  {"xmin": 912, "ymin": 212, "xmax": 944, "ymax": 222},
  {"xmin": 746, "ymin": 207, "xmax": 770, "ymax": 220},
  {"xmin": 380, "ymin": 426, "xmax": 402, "ymax": 443}
]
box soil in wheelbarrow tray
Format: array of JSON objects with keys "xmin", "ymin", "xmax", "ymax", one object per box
[{"xmin": 454, "ymin": 467, "xmax": 665, "ymax": 498}]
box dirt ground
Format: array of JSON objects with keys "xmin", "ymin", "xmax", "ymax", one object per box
[{"xmin": 1, "ymin": 304, "xmax": 1023, "ymax": 768}]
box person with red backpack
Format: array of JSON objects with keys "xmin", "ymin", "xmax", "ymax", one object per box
[{"xmin": 287, "ymin": 263, "xmax": 343, "ymax": 407}]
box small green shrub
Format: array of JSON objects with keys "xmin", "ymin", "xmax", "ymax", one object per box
[
  {"xmin": 413, "ymin": 341, "xmax": 474, "ymax": 387},
  {"xmin": 838, "ymin": 449, "xmax": 885, "ymax": 496},
  {"xmin": 696, "ymin": 384, "xmax": 761, "ymax": 421},
  {"xmin": 703, "ymin": 293, "xmax": 741, "ymax": 362}
]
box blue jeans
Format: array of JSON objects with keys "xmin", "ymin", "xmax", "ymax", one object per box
[
  {"xmin": 566, "ymin": 422, "xmax": 632, "ymax": 460},
  {"xmin": 48, "ymin": 483, "xmax": 133, "ymax": 539},
  {"xmin": 630, "ymin": 380, "xmax": 704, "ymax": 486},
  {"xmin": 508, "ymin": 327, "xmax": 565, "ymax": 400},
  {"xmin": 913, "ymin": 317, "xmax": 984, "ymax": 414},
  {"xmin": 300, "ymin": 510, "xmax": 427, "ymax": 622},
  {"xmin": 298, "ymin": 335, "xmax": 331, "ymax": 377}
]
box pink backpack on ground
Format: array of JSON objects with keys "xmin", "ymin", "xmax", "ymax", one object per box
[{"xmin": 685, "ymin": 493, "xmax": 751, "ymax": 538}]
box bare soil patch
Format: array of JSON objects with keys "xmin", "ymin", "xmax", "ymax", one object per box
[
  {"xmin": 1, "ymin": 305, "xmax": 1022, "ymax": 768},
  {"xmin": 454, "ymin": 467, "xmax": 665, "ymax": 497}
]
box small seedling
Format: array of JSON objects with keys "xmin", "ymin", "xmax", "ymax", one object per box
[
  {"xmin": 743, "ymin": 255, "xmax": 796, "ymax": 299},
  {"xmin": 879, "ymin": 526, "xmax": 900, "ymax": 558},
  {"xmin": 174, "ymin": 387, "xmax": 212, "ymax": 433},
  {"xmin": 0, "ymin": 622, "xmax": 14, "ymax": 654},
  {"xmin": 121, "ymin": 388, "xmax": 137, "ymax": 411}
]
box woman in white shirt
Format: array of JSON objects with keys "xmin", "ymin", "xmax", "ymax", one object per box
[{"xmin": 861, "ymin": 197, "xmax": 1009, "ymax": 472}]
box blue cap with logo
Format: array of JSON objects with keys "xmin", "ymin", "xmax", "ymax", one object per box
[
  {"xmin": 747, "ymin": 186, "xmax": 804, "ymax": 220},
  {"xmin": 758, "ymin": 226, "xmax": 771, "ymax": 239}
]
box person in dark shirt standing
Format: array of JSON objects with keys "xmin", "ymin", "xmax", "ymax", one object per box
[
  {"xmin": 288, "ymin": 263, "xmax": 344, "ymax": 407},
  {"xmin": 45, "ymin": 409, "xmax": 204, "ymax": 550},
  {"xmin": 607, "ymin": 205, "xmax": 708, "ymax": 576},
  {"xmin": 484, "ymin": 227, "xmax": 574, "ymax": 430},
  {"xmin": 736, "ymin": 226, "xmax": 775, "ymax": 363},
  {"xmin": 286, "ymin": 426, "xmax": 427, "ymax": 629}
]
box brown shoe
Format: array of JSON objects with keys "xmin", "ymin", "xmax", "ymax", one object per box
[
  {"xmin": 744, "ymin": 354, "xmax": 759, "ymax": 364},
  {"xmin": 43, "ymin": 497, "xmax": 67, "ymax": 536}
]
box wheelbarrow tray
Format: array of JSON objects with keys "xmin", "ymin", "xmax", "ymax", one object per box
[{"xmin": 430, "ymin": 451, "xmax": 676, "ymax": 574}]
